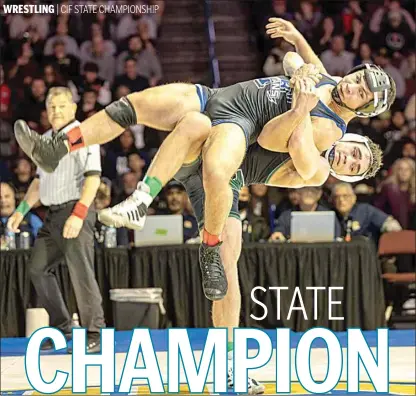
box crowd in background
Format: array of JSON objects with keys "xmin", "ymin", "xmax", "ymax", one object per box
[{"xmin": 0, "ymin": 0, "xmax": 415, "ymax": 248}]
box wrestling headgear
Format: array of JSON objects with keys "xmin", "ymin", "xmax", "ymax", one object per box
[
  {"xmin": 325, "ymin": 133, "xmax": 375, "ymax": 182},
  {"xmin": 331, "ymin": 64, "xmax": 395, "ymax": 118}
]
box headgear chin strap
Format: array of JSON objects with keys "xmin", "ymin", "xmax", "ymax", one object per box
[
  {"xmin": 332, "ymin": 63, "xmax": 391, "ymax": 118},
  {"xmin": 325, "ymin": 134, "xmax": 373, "ymax": 183}
]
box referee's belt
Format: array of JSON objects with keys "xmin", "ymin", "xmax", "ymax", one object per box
[{"xmin": 48, "ymin": 200, "xmax": 78, "ymax": 212}]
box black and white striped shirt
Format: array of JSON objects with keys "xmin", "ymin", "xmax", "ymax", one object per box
[{"xmin": 37, "ymin": 120, "xmax": 101, "ymax": 206}]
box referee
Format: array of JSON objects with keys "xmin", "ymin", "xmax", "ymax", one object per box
[{"xmin": 8, "ymin": 87, "xmax": 104, "ymax": 353}]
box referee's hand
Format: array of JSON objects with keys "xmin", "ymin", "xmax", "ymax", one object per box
[
  {"xmin": 63, "ymin": 215, "xmax": 83, "ymax": 239},
  {"xmin": 7, "ymin": 212, "xmax": 24, "ymax": 233}
]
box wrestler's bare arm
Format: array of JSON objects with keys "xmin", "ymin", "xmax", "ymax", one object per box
[
  {"xmin": 266, "ymin": 18, "xmax": 328, "ymax": 75},
  {"xmin": 266, "ymin": 158, "xmax": 330, "ymax": 188},
  {"xmin": 258, "ymin": 108, "xmax": 307, "ymax": 152},
  {"xmin": 288, "ymin": 116, "xmax": 323, "ymax": 180}
]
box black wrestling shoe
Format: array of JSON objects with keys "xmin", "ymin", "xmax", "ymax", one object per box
[
  {"xmin": 67, "ymin": 333, "xmax": 101, "ymax": 354},
  {"xmin": 199, "ymin": 242, "xmax": 228, "ymax": 301},
  {"xmin": 14, "ymin": 120, "xmax": 69, "ymax": 173},
  {"xmin": 40, "ymin": 333, "xmax": 72, "ymax": 351}
]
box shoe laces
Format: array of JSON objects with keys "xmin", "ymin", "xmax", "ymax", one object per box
[
  {"xmin": 112, "ymin": 192, "xmax": 140, "ymax": 213},
  {"xmin": 201, "ymin": 246, "xmax": 224, "ymax": 280}
]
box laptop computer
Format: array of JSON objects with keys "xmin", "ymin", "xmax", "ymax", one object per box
[
  {"xmin": 134, "ymin": 215, "xmax": 184, "ymax": 247},
  {"xmin": 290, "ymin": 211, "xmax": 336, "ymax": 242}
]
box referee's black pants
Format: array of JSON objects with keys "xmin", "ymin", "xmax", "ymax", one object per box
[{"xmin": 29, "ymin": 201, "xmax": 105, "ymax": 334}]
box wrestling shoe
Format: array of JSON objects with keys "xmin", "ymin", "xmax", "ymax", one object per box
[
  {"xmin": 199, "ymin": 243, "xmax": 228, "ymax": 301},
  {"xmin": 14, "ymin": 120, "xmax": 69, "ymax": 173},
  {"xmin": 98, "ymin": 182, "xmax": 153, "ymax": 230},
  {"xmin": 228, "ymin": 366, "xmax": 265, "ymax": 395}
]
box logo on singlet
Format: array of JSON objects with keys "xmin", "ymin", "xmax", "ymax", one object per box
[{"xmin": 254, "ymin": 77, "xmax": 292, "ymax": 105}]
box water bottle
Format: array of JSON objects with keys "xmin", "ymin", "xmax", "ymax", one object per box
[
  {"xmin": 19, "ymin": 231, "xmax": 30, "ymax": 249},
  {"xmin": 104, "ymin": 226, "xmax": 117, "ymax": 248},
  {"xmin": 72, "ymin": 313, "xmax": 80, "ymax": 327},
  {"xmin": 6, "ymin": 230, "xmax": 16, "ymax": 250}
]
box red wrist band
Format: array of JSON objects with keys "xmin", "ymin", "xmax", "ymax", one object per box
[{"xmin": 72, "ymin": 202, "xmax": 88, "ymax": 220}]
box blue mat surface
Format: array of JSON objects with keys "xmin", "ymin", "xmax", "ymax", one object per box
[{"xmin": 1, "ymin": 329, "xmax": 415, "ymax": 357}]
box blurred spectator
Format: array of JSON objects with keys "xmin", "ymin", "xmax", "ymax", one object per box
[
  {"xmin": 8, "ymin": 6, "xmax": 49, "ymax": 40},
  {"xmin": 17, "ymin": 77, "xmax": 46, "ymax": 129},
  {"xmin": 94, "ymin": 180, "xmax": 129, "ymax": 247},
  {"xmin": 137, "ymin": 17, "xmax": 157, "ymax": 52},
  {"xmin": 156, "ymin": 181, "xmax": 198, "ymax": 242},
  {"xmin": 274, "ymin": 189, "xmax": 300, "ymax": 219},
  {"xmin": 114, "ymin": 85, "xmax": 131, "ymax": 100},
  {"xmin": 261, "ymin": 0, "xmax": 294, "ymax": 54},
  {"xmin": 151, "ymin": 0, "xmax": 165, "ymax": 27},
  {"xmin": 117, "ymin": 171, "xmax": 140, "ymax": 203},
  {"xmin": 113, "ymin": 57, "xmax": 149, "ymax": 96},
  {"xmin": 43, "ymin": 20, "xmax": 79, "ymax": 58},
  {"xmin": 345, "ymin": 17, "xmax": 367, "ymax": 52},
  {"xmin": 263, "ymin": 39, "xmax": 294, "ymax": 77},
  {"xmin": 116, "ymin": 5, "xmax": 158, "ymax": 42},
  {"xmin": 83, "ymin": 13, "xmax": 115, "ymax": 42},
  {"xmin": 0, "ymin": 65, "xmax": 13, "ymax": 121},
  {"xmin": 270, "ymin": 187, "xmax": 334, "ymax": 241},
  {"xmin": 267, "ymin": 0, "xmax": 293, "ymax": 25},
  {"xmin": 331, "ymin": 182, "xmax": 401, "ymax": 245},
  {"xmin": 310, "ymin": 16, "xmax": 336, "ymax": 54},
  {"xmin": 43, "ymin": 64, "xmax": 65, "ymax": 89},
  {"xmin": 374, "ymin": 158, "xmax": 416, "ymax": 229},
  {"xmin": 116, "ymin": 35, "xmax": 162, "ymax": 86},
  {"xmin": 130, "ymin": 124, "xmax": 147, "ymax": 150},
  {"xmin": 400, "ymin": 51, "xmax": 416, "ymax": 81},
  {"xmin": 293, "ymin": 1, "xmax": 322, "ymax": 43},
  {"xmin": 75, "ymin": 90, "xmax": 103, "ymax": 121},
  {"xmin": 7, "ymin": 41, "xmax": 40, "ymax": 92},
  {"xmin": 402, "ymin": 140, "xmax": 416, "ymax": 160},
  {"xmin": 250, "ymin": 184, "xmax": 275, "ymax": 232},
  {"xmin": 354, "ymin": 42, "xmax": 375, "ymax": 67},
  {"xmin": 401, "ymin": 51, "xmax": 416, "ymax": 99},
  {"xmin": 36, "ymin": 109, "xmax": 52, "ymax": 135},
  {"xmin": 383, "ymin": 110, "xmax": 410, "ymax": 167},
  {"xmin": 127, "ymin": 152, "xmax": 146, "ymax": 181},
  {"xmin": 79, "ymin": 25, "xmax": 116, "ymax": 58},
  {"xmin": 0, "ymin": 119, "xmax": 16, "ymax": 160},
  {"xmin": 44, "ymin": 40, "xmax": 80, "ymax": 82},
  {"xmin": 50, "ymin": 9, "xmax": 83, "ymax": 43},
  {"xmin": 12, "ymin": 158, "xmax": 34, "ymax": 203},
  {"xmin": 80, "ymin": 35, "xmax": 115, "ymax": 84},
  {"xmin": 239, "ymin": 186, "xmax": 270, "ymax": 242},
  {"xmin": 320, "ymin": 35, "xmax": 355, "ymax": 76},
  {"xmin": 375, "ymin": 49, "xmax": 406, "ymax": 100},
  {"xmin": 370, "ymin": 0, "xmax": 415, "ymax": 35},
  {"xmin": 377, "ymin": 9, "xmax": 414, "ymax": 59},
  {"xmin": 404, "ymin": 94, "xmax": 415, "ymax": 125},
  {"xmin": 0, "ymin": 182, "xmax": 42, "ymax": 246},
  {"xmin": 114, "ymin": 129, "xmax": 141, "ymax": 176},
  {"xmin": 70, "ymin": 62, "xmax": 111, "ymax": 106},
  {"xmin": 341, "ymin": 1, "xmax": 364, "ymax": 35}
]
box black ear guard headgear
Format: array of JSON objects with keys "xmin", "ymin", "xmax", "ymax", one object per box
[{"xmin": 331, "ymin": 64, "xmax": 393, "ymax": 118}]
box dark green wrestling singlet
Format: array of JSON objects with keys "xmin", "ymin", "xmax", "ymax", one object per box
[{"xmin": 174, "ymin": 144, "xmax": 290, "ymax": 228}]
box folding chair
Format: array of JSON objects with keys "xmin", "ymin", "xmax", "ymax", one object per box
[{"xmin": 378, "ymin": 231, "xmax": 416, "ymax": 327}]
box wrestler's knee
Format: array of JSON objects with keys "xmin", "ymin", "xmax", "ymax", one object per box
[
  {"xmin": 178, "ymin": 111, "xmax": 211, "ymax": 142},
  {"xmin": 202, "ymin": 164, "xmax": 232, "ymax": 189}
]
